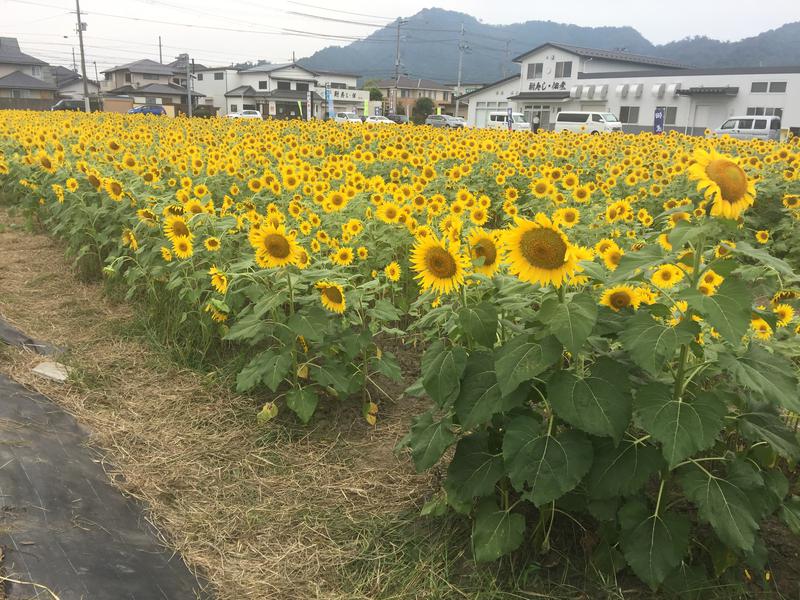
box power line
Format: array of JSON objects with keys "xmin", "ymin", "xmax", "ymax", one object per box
[{"xmin": 285, "ymin": 1, "xmax": 394, "ymax": 21}]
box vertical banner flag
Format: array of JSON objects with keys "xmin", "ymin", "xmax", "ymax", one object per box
[
  {"xmin": 296, "ymin": 100, "xmax": 303, "ymax": 118},
  {"xmin": 306, "ymin": 91, "xmax": 312, "ymax": 121},
  {"xmin": 654, "ymin": 106, "xmax": 665, "ymax": 134},
  {"xmin": 436, "ymin": 106, "xmax": 441, "ymax": 115},
  {"xmin": 363, "ymin": 98, "xmax": 369, "ymax": 117},
  {"xmin": 507, "ymin": 106, "xmax": 513, "ymax": 131},
  {"xmin": 325, "ymin": 84, "xmax": 333, "ymax": 118}
]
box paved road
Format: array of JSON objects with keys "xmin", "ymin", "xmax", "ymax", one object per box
[{"xmin": 0, "ymin": 371, "xmax": 210, "ymax": 599}]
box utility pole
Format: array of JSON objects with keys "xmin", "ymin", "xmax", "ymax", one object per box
[
  {"xmin": 502, "ymin": 40, "xmax": 510, "ymax": 77},
  {"xmin": 158, "ymin": 35, "xmax": 163, "ymax": 64},
  {"xmin": 93, "ymin": 60, "xmax": 99, "ymax": 83},
  {"xmin": 454, "ymin": 23, "xmax": 467, "ymax": 117},
  {"xmin": 183, "ymin": 53, "xmax": 193, "ymax": 117},
  {"xmin": 392, "ymin": 18, "xmax": 407, "ymax": 114},
  {"xmin": 75, "ymin": 0, "xmax": 90, "ymax": 112},
  {"xmin": 71, "ymin": 47, "xmax": 77, "ymax": 72}
]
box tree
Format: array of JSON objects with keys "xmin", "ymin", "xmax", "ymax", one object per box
[
  {"xmin": 412, "ymin": 97, "xmax": 435, "ymax": 124},
  {"xmin": 368, "ymin": 87, "xmax": 383, "ymax": 101}
]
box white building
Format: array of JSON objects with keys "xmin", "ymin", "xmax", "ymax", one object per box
[
  {"xmin": 193, "ymin": 62, "xmax": 369, "ymax": 118},
  {"xmin": 462, "ymin": 42, "xmax": 800, "ymax": 135}
]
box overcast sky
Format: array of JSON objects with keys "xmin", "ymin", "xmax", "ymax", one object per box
[{"xmin": 4, "ymin": 0, "xmax": 800, "ymax": 72}]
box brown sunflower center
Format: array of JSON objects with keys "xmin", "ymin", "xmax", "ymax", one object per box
[
  {"xmin": 610, "ymin": 291, "xmax": 632, "ymax": 309},
  {"xmin": 473, "ymin": 239, "xmax": 497, "ymax": 266},
  {"xmin": 424, "ymin": 247, "xmax": 457, "ymax": 279},
  {"xmin": 323, "ymin": 286, "xmax": 343, "ymax": 304},
  {"xmin": 519, "ymin": 228, "xmax": 567, "ymax": 270},
  {"xmin": 263, "ymin": 234, "xmax": 291, "ymax": 258},
  {"xmin": 705, "ymin": 159, "xmax": 748, "ymax": 203},
  {"xmin": 110, "ymin": 182, "xmax": 122, "ymax": 196},
  {"xmin": 171, "ymin": 220, "xmax": 189, "ymax": 237}
]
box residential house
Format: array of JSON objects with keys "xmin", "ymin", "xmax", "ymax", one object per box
[
  {"xmin": 0, "ymin": 37, "xmax": 56, "ymax": 109},
  {"xmin": 101, "ymin": 58, "xmax": 202, "ymax": 111},
  {"xmin": 462, "ymin": 41, "xmax": 800, "ymax": 134},
  {"xmin": 371, "ymin": 76, "xmax": 453, "ymax": 116},
  {"xmin": 52, "ymin": 65, "xmax": 100, "ymax": 99},
  {"xmin": 193, "ymin": 62, "xmax": 368, "ymax": 118}
]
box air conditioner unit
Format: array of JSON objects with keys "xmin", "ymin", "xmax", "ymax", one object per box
[
  {"xmin": 616, "ymin": 84, "xmax": 629, "ymax": 98},
  {"xmin": 652, "ymin": 83, "xmax": 665, "ymax": 98},
  {"xmin": 666, "ymin": 83, "xmax": 681, "ymax": 97},
  {"xmin": 597, "ymin": 84, "xmax": 608, "ymax": 99},
  {"xmin": 583, "ymin": 85, "xmax": 595, "ymax": 99},
  {"xmin": 632, "ymin": 83, "xmax": 643, "ymax": 98},
  {"xmin": 569, "ymin": 85, "xmax": 583, "ymax": 98}
]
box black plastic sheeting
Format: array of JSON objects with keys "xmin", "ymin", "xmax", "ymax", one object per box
[
  {"xmin": 0, "ymin": 373, "xmax": 211, "ymax": 599},
  {"xmin": 0, "ymin": 318, "xmax": 60, "ymax": 356}
]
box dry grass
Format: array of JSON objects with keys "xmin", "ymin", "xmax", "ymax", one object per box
[{"xmin": 0, "ymin": 208, "xmax": 450, "ymax": 600}]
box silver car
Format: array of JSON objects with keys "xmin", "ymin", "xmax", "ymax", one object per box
[
  {"xmin": 425, "ymin": 114, "xmax": 463, "ymax": 128},
  {"xmin": 710, "ymin": 115, "xmax": 781, "ymax": 140}
]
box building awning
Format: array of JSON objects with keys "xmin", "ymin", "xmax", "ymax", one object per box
[
  {"xmin": 507, "ymin": 91, "xmax": 570, "ymax": 101},
  {"xmin": 676, "ymin": 86, "xmax": 739, "ymax": 96}
]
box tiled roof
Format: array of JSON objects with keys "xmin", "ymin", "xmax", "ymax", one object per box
[
  {"xmin": 513, "ymin": 42, "xmax": 690, "ymax": 69},
  {"xmin": 0, "ymin": 70, "xmax": 55, "ymax": 90},
  {"xmin": 0, "ymin": 37, "xmax": 47, "ymax": 66}
]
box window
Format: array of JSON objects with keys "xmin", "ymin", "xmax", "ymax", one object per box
[
  {"xmin": 751, "ymin": 81, "xmax": 768, "ymax": 93},
  {"xmin": 330, "ymin": 82, "xmax": 346, "ymax": 89},
  {"xmin": 619, "ymin": 106, "xmax": 639, "ymax": 124},
  {"xmin": 258, "ymin": 80, "xmax": 267, "ymax": 90},
  {"xmin": 747, "ymin": 107, "xmax": 783, "ymax": 117},
  {"xmin": 720, "ymin": 119, "xmax": 736, "ymax": 130},
  {"xmin": 31, "ymin": 66, "xmax": 41, "ymax": 77},
  {"xmin": 214, "ymin": 72, "xmax": 224, "ymax": 80},
  {"xmin": 526, "ymin": 62, "xmax": 543, "ymax": 79},
  {"xmin": 277, "ymin": 81, "xmax": 290, "ymax": 90},
  {"xmin": 197, "ymin": 73, "xmax": 203, "ymax": 81},
  {"xmin": 143, "ymin": 73, "xmax": 159, "ymax": 80},
  {"xmin": 162, "ymin": 97, "xmax": 173, "ymax": 104},
  {"xmin": 555, "ymin": 61, "xmax": 572, "ymax": 78},
  {"xmin": 556, "ymin": 113, "xmax": 589, "ymax": 123},
  {"xmin": 770, "ymin": 118, "xmax": 781, "ymax": 130},
  {"xmin": 104, "ymin": 72, "xmax": 112, "ymax": 80},
  {"xmin": 665, "ymin": 106, "xmax": 677, "ymax": 125},
  {"xmin": 125, "ymin": 73, "xmax": 132, "ymax": 83},
  {"xmin": 204, "ymin": 98, "xmax": 213, "ymax": 105},
  {"xmin": 243, "ymin": 103, "xmax": 256, "ymax": 110},
  {"xmin": 230, "ymin": 104, "xmax": 237, "ymax": 112},
  {"xmin": 592, "ymin": 114, "xmax": 602, "ymax": 122},
  {"xmin": 145, "ymin": 96, "xmax": 157, "ymax": 104},
  {"xmin": 737, "ymin": 119, "xmax": 753, "ymax": 129},
  {"xmin": 753, "ymin": 119, "xmax": 767, "ymax": 129},
  {"xmin": 769, "ymin": 81, "xmax": 787, "ymax": 93},
  {"xmin": 296, "ymin": 82, "xmax": 309, "ymax": 92}
]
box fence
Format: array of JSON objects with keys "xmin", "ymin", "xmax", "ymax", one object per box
[{"xmin": 0, "ymin": 98, "xmax": 54, "ymax": 111}]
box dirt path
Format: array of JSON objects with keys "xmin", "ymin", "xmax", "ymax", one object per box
[{"xmin": 0, "ymin": 209, "xmax": 435, "ymax": 600}]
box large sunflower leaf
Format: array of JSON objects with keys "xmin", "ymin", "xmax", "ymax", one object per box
[
  {"xmin": 720, "ymin": 345, "xmax": 800, "ymax": 412},
  {"xmin": 619, "ymin": 499, "xmax": 690, "ymax": 590},
  {"xmin": 734, "ymin": 241, "xmax": 795, "ymax": 277},
  {"xmin": 587, "ymin": 438, "xmax": 664, "ymax": 499},
  {"xmin": 633, "ymin": 384, "xmax": 727, "ymax": 468},
  {"xmin": 404, "ymin": 411, "xmax": 456, "ymax": 472},
  {"xmin": 738, "ymin": 411, "xmax": 800, "ymax": 461},
  {"xmin": 458, "ymin": 302, "xmax": 498, "ymax": 348},
  {"xmin": 780, "ymin": 496, "xmax": 800, "ymax": 535},
  {"xmin": 421, "ymin": 341, "xmax": 468, "ymax": 408},
  {"xmin": 537, "ymin": 293, "xmax": 598, "ymax": 356},
  {"xmin": 503, "ymin": 421, "xmax": 592, "ymax": 507},
  {"xmin": 678, "ymin": 464, "xmax": 759, "ymax": 551},
  {"xmin": 445, "ymin": 431, "xmax": 504, "ymax": 502},
  {"xmin": 494, "ymin": 334, "xmax": 562, "ymax": 397},
  {"xmin": 619, "ymin": 311, "xmax": 698, "ymax": 375},
  {"xmin": 548, "ymin": 357, "xmax": 632, "ymax": 442},
  {"xmin": 681, "ymin": 277, "xmax": 752, "ymax": 345},
  {"xmin": 471, "ymin": 499, "xmax": 525, "ymax": 562}
]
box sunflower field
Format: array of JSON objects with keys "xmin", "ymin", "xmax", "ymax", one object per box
[{"xmin": 2, "ymin": 110, "xmax": 800, "ymax": 592}]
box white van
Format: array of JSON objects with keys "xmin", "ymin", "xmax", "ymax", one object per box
[
  {"xmin": 554, "ymin": 111, "xmax": 623, "ymax": 133},
  {"xmin": 710, "ymin": 115, "xmax": 781, "ymax": 141},
  {"xmin": 486, "ymin": 112, "xmax": 531, "ymax": 132}
]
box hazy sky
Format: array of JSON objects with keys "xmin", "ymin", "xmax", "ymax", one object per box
[{"xmin": 4, "ymin": 0, "xmax": 800, "ymax": 72}]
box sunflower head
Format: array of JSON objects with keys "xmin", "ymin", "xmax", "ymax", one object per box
[
  {"xmin": 651, "ymin": 264, "xmax": 684, "ymax": 289},
  {"xmin": 468, "ymin": 228, "xmax": 501, "ymax": 276},
  {"xmin": 503, "ymin": 214, "xmax": 578, "ymax": 288},
  {"xmin": 687, "ymin": 149, "xmax": 755, "ymax": 220},
  {"xmin": 410, "ymin": 236, "xmax": 468, "ymax": 295},
  {"xmin": 249, "ymin": 223, "xmax": 298, "ymax": 268},
  {"xmin": 599, "ymin": 285, "xmax": 642, "ymax": 312},
  {"xmin": 316, "ymin": 281, "xmax": 346, "ymax": 313}
]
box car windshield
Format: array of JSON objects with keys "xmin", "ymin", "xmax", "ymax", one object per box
[
  {"xmin": 511, "ymin": 115, "xmax": 526, "ymax": 123},
  {"xmin": 601, "ymin": 113, "xmax": 619, "ymax": 122}
]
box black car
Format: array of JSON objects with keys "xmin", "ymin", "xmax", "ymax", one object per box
[
  {"xmin": 386, "ymin": 113, "xmax": 410, "ymax": 124},
  {"xmin": 51, "ymin": 98, "xmax": 102, "ymax": 112}
]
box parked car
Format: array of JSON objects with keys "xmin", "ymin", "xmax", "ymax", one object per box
[
  {"xmin": 365, "ymin": 115, "xmax": 395, "ymax": 124},
  {"xmin": 425, "ymin": 114, "xmax": 464, "ymax": 128},
  {"xmin": 553, "ymin": 111, "xmax": 622, "ymax": 134},
  {"xmin": 128, "ymin": 105, "xmax": 167, "ymax": 116},
  {"xmin": 485, "ymin": 111, "xmax": 532, "ymax": 132},
  {"xmin": 333, "ymin": 112, "xmax": 361, "ymax": 123},
  {"xmin": 51, "ymin": 98, "xmax": 102, "ymax": 112},
  {"xmin": 225, "ymin": 109, "xmax": 263, "ymax": 119},
  {"xmin": 708, "ymin": 115, "xmax": 781, "ymax": 141},
  {"xmin": 386, "ymin": 113, "xmax": 409, "ymax": 124}
]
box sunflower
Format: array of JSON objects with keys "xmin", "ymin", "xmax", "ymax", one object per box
[
  {"xmin": 687, "ymin": 149, "xmax": 756, "ymax": 220},
  {"xmin": 410, "ymin": 236, "xmax": 468, "ymax": 295},
  {"xmin": 164, "ymin": 214, "xmax": 192, "ymax": 241},
  {"xmin": 121, "ymin": 229, "xmax": 138, "ymax": 251},
  {"xmin": 209, "ymin": 265, "xmax": 228, "ymax": 294},
  {"xmin": 316, "ymin": 281, "xmax": 346, "ymax": 313},
  {"xmin": 65, "ymin": 178, "xmax": 79, "ymax": 193},
  {"xmin": 503, "ymin": 214, "xmax": 579, "ymax": 288},
  {"xmin": 755, "ymin": 230, "xmax": 770, "ymax": 244},
  {"xmin": 599, "ymin": 285, "xmax": 642, "ymax": 312},
  {"xmin": 331, "ymin": 246, "xmax": 355, "ymax": 266},
  {"xmin": 751, "ymin": 317, "xmax": 773, "ymax": 340},
  {"xmin": 357, "ymin": 246, "xmax": 368, "ymax": 260},
  {"xmin": 601, "ymin": 247, "xmax": 623, "ymax": 271},
  {"xmin": 468, "ymin": 228, "xmax": 501, "ymax": 277},
  {"xmin": 160, "ymin": 246, "xmax": 173, "ymax": 262},
  {"xmin": 104, "ymin": 178, "xmax": 125, "ymax": 201},
  {"xmin": 204, "ymin": 236, "xmax": 221, "ymax": 252},
  {"xmin": 248, "ymin": 223, "xmax": 298, "ymax": 268},
  {"xmin": 774, "ymin": 304, "xmax": 795, "ymax": 327},
  {"xmin": 700, "ymin": 269, "xmax": 724, "ymax": 288},
  {"xmin": 553, "ymin": 207, "xmax": 580, "ymax": 229},
  {"xmin": 650, "ymin": 264, "xmax": 684, "ymax": 289},
  {"xmin": 172, "ymin": 236, "xmax": 194, "ymax": 260},
  {"xmin": 384, "ymin": 261, "xmax": 401, "ymax": 282}
]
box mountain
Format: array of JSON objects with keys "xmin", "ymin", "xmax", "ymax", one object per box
[{"xmin": 300, "ymin": 8, "xmax": 800, "ymax": 84}]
